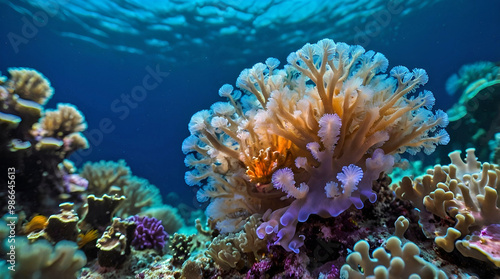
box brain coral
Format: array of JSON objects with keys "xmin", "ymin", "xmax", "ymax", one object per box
[{"xmin": 183, "ymin": 39, "xmax": 449, "ymax": 252}]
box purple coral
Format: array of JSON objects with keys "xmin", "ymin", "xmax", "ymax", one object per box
[
  {"xmin": 63, "ymin": 173, "xmax": 88, "ymax": 193},
  {"xmin": 127, "ymin": 215, "xmax": 168, "ymax": 251}
]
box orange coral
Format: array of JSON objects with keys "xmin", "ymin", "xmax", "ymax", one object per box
[
  {"xmin": 77, "ymin": 229, "xmax": 99, "ymax": 248},
  {"xmin": 246, "ymin": 136, "xmax": 292, "ymax": 184},
  {"xmin": 23, "ymin": 215, "xmax": 48, "ymax": 234}
]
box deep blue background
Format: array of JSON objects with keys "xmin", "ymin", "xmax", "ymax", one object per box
[{"xmin": 1, "ymin": 0, "xmax": 499, "ymax": 206}]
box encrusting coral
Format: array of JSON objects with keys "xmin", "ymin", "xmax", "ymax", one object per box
[
  {"xmin": 27, "ymin": 202, "xmax": 80, "ymax": 243},
  {"xmin": 78, "ymin": 194, "xmax": 126, "ymax": 232},
  {"xmin": 96, "ymin": 217, "xmax": 137, "ymax": 268},
  {"xmin": 392, "ymin": 148, "xmax": 500, "ymax": 267},
  {"xmin": 183, "ymin": 38, "xmax": 450, "ymax": 252}
]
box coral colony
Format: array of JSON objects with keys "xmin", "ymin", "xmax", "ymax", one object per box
[
  {"xmin": 183, "ymin": 39, "xmax": 449, "ymax": 252},
  {"xmin": 1, "ymin": 38, "xmax": 500, "ymax": 278}
]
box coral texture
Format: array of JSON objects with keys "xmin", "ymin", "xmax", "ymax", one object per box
[
  {"xmin": 206, "ymin": 214, "xmax": 266, "ymax": 270},
  {"xmin": 138, "ymin": 205, "xmax": 184, "ymax": 235},
  {"xmin": 183, "ymin": 39, "xmax": 449, "ymax": 252},
  {"xmin": 27, "ymin": 202, "xmax": 79, "ymax": 243},
  {"xmin": 11, "ymin": 238, "xmax": 86, "ymax": 279},
  {"xmin": 39, "ymin": 103, "xmax": 87, "ymax": 138},
  {"xmin": 392, "ymin": 148, "xmax": 500, "ymax": 266},
  {"xmin": 340, "ymin": 236, "xmax": 447, "ymax": 278},
  {"xmin": 96, "ymin": 217, "xmax": 137, "ymax": 268},
  {"xmin": 127, "ymin": 215, "xmax": 168, "ymax": 251},
  {"xmin": 78, "ymin": 194, "xmax": 125, "ymax": 232},
  {"xmin": 6, "ymin": 68, "xmax": 53, "ymax": 105},
  {"xmin": 79, "ymin": 160, "xmax": 163, "ymax": 217}
]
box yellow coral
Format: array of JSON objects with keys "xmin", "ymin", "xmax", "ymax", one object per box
[
  {"xmin": 23, "ymin": 215, "xmax": 48, "ymax": 234},
  {"xmin": 40, "ymin": 103, "xmax": 87, "ymax": 138},
  {"xmin": 7, "ymin": 67, "xmax": 53, "ymax": 105},
  {"xmin": 77, "ymin": 229, "xmax": 98, "ymax": 248},
  {"xmin": 246, "ymin": 136, "xmax": 293, "ymax": 184}
]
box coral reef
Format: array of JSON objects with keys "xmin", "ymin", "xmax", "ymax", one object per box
[
  {"xmin": 392, "ymin": 148, "xmax": 500, "ymax": 267},
  {"xmin": 79, "ymin": 160, "xmax": 130, "ymax": 197},
  {"xmin": 183, "ymin": 38, "xmax": 449, "ymax": 252},
  {"xmin": 6, "ymin": 68, "xmax": 53, "ymax": 105},
  {"xmin": 445, "ymin": 61, "xmax": 500, "ymax": 161},
  {"xmin": 0, "ymin": 68, "xmax": 89, "ymax": 217}
]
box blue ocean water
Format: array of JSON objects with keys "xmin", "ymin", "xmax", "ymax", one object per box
[{"xmin": 0, "ymin": 0, "xmax": 499, "ymax": 208}]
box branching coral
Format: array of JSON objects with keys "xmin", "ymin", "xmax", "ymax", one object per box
[
  {"xmin": 183, "ymin": 39, "xmax": 449, "ymax": 252},
  {"xmin": 6, "ymin": 68, "xmax": 53, "ymax": 105},
  {"xmin": 79, "ymin": 160, "xmax": 131, "ymax": 197},
  {"xmin": 392, "ymin": 148, "xmax": 500, "ymax": 266},
  {"xmin": 38, "ymin": 103, "xmax": 87, "ymax": 138}
]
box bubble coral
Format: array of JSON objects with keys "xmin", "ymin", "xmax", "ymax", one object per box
[
  {"xmin": 183, "ymin": 39, "xmax": 449, "ymax": 253},
  {"xmin": 127, "ymin": 215, "xmax": 168, "ymax": 251}
]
